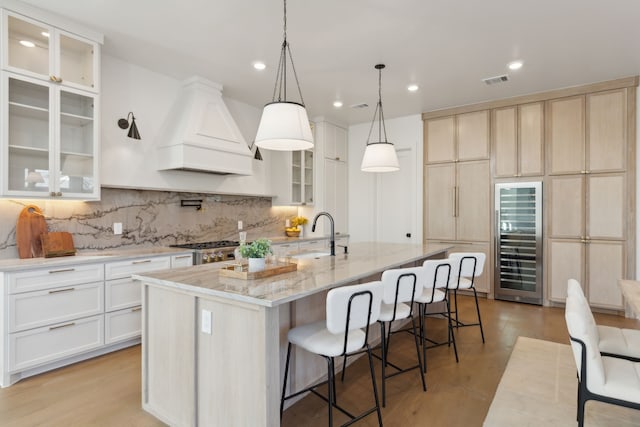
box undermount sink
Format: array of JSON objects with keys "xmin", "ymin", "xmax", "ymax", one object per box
[{"xmin": 291, "ymin": 251, "xmax": 331, "ymax": 260}]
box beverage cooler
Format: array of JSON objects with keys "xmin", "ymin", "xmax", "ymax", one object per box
[{"xmin": 494, "ymin": 182, "xmax": 543, "ymax": 305}]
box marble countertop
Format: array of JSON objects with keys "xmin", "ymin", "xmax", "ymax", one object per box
[
  {"xmin": 0, "ymin": 247, "xmax": 193, "ymax": 272},
  {"xmin": 265, "ymin": 233, "xmax": 349, "ymax": 245},
  {"xmin": 133, "ymin": 242, "xmax": 451, "ymax": 308}
]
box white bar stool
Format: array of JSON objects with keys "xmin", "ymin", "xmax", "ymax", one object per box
[
  {"xmin": 280, "ymin": 281, "xmax": 384, "ymax": 427},
  {"xmin": 448, "ymin": 252, "xmax": 486, "ymax": 343},
  {"xmin": 416, "ymin": 259, "xmax": 458, "ymax": 370},
  {"xmin": 375, "ymin": 266, "xmax": 427, "ymax": 407}
]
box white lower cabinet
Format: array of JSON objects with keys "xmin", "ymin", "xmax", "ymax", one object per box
[
  {"xmin": 105, "ymin": 306, "xmax": 141, "ymax": 344},
  {"xmin": 1, "ymin": 251, "xmax": 191, "ymax": 387},
  {"xmin": 10, "ymin": 315, "xmax": 104, "ymax": 372}
]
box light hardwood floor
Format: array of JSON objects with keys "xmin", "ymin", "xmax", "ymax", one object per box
[{"xmin": 1, "ymin": 296, "xmax": 638, "ymax": 427}]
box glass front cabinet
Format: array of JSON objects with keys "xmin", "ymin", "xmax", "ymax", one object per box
[
  {"xmin": 1, "ymin": 10, "xmax": 100, "ymax": 199},
  {"xmin": 291, "ymin": 149, "xmax": 314, "ymax": 205}
]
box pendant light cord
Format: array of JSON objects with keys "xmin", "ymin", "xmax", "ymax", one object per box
[
  {"xmin": 366, "ymin": 65, "xmax": 389, "ymax": 144},
  {"xmin": 271, "ymin": 0, "xmax": 305, "ymax": 105}
]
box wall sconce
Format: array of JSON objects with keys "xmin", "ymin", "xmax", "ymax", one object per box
[{"xmin": 117, "ymin": 112, "xmax": 141, "ymax": 140}]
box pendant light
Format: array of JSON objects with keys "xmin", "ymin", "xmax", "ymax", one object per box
[
  {"xmin": 360, "ymin": 64, "xmax": 400, "ymax": 172},
  {"xmin": 254, "ymin": 0, "xmax": 313, "ymax": 151}
]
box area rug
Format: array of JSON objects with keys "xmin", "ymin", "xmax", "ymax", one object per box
[{"xmin": 484, "ymin": 336, "xmax": 640, "ymax": 426}]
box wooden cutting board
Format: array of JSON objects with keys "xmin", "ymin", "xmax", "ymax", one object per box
[
  {"xmin": 16, "ymin": 205, "xmax": 48, "ymax": 258},
  {"xmin": 41, "ymin": 232, "xmax": 76, "ymax": 258}
]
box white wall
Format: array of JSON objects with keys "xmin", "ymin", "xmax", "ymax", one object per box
[
  {"xmin": 100, "ymin": 54, "xmax": 272, "ymax": 196},
  {"xmin": 348, "ymin": 114, "xmax": 423, "ymax": 243}
]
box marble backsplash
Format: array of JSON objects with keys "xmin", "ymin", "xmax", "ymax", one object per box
[{"xmin": 0, "ymin": 188, "xmax": 297, "ymax": 259}]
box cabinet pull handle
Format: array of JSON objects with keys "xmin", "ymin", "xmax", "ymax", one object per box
[
  {"xmin": 452, "ymin": 188, "xmax": 456, "ymax": 218},
  {"xmin": 132, "ymin": 259, "xmax": 152, "ymax": 264},
  {"xmin": 495, "ymin": 210, "xmax": 500, "ymax": 268},
  {"xmin": 175, "ymin": 255, "xmax": 191, "ymax": 259},
  {"xmin": 49, "ymin": 287, "xmax": 75, "ymax": 294},
  {"xmin": 49, "ymin": 75, "xmax": 57, "ymax": 82},
  {"xmin": 131, "ymin": 306, "xmax": 142, "ymax": 312},
  {"xmin": 48, "ymin": 268, "xmax": 75, "ymax": 274},
  {"xmin": 56, "ymin": 192, "xmax": 62, "ymax": 197},
  {"xmin": 49, "ymin": 322, "xmax": 75, "ymax": 330},
  {"xmin": 50, "ymin": 191, "xmax": 56, "ymax": 196},
  {"xmin": 55, "ymin": 77, "xmax": 63, "ymax": 83}
]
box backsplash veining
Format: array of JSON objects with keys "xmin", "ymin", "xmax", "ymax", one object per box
[{"xmin": 0, "ymin": 188, "xmax": 297, "ymax": 259}]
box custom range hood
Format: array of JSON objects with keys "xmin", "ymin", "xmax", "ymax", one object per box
[{"xmin": 157, "ymin": 76, "xmax": 253, "ymax": 175}]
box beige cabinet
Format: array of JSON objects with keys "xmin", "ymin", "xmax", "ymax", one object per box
[
  {"xmin": 548, "ymin": 173, "xmax": 627, "ymax": 309},
  {"xmin": 493, "ymin": 103, "xmax": 544, "ymax": 177},
  {"xmin": 548, "ymin": 89, "xmax": 627, "ymax": 175},
  {"xmin": 425, "ymin": 160, "xmax": 490, "ymax": 242},
  {"xmin": 425, "ymin": 110, "xmax": 489, "ymax": 163}
]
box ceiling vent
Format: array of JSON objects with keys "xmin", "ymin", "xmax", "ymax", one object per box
[
  {"xmin": 350, "ymin": 103, "xmax": 369, "ymax": 109},
  {"xmin": 482, "ymin": 74, "xmax": 509, "ymax": 85}
]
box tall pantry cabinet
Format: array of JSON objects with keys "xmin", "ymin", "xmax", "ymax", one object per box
[
  {"xmin": 547, "ymin": 89, "xmax": 633, "ymax": 310},
  {"xmin": 424, "ymin": 111, "xmax": 492, "ymax": 293}
]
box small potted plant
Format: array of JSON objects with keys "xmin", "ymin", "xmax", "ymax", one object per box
[{"xmin": 238, "ymin": 238, "xmax": 272, "ymax": 272}]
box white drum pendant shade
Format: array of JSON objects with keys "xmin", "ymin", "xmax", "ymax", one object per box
[
  {"xmin": 255, "ymin": 102, "xmax": 314, "ymax": 151},
  {"xmin": 361, "ymin": 142, "xmax": 400, "ymax": 172}
]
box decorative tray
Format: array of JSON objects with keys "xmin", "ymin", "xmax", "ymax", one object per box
[{"xmin": 218, "ymin": 261, "xmax": 297, "ymax": 280}]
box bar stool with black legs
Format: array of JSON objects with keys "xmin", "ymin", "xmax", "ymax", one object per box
[
  {"xmin": 280, "ymin": 281, "xmax": 384, "ymax": 427},
  {"xmin": 375, "ymin": 266, "xmax": 427, "ymax": 407},
  {"xmin": 415, "ymin": 259, "xmax": 458, "ymax": 371},
  {"xmin": 448, "ymin": 252, "xmax": 486, "ymax": 343}
]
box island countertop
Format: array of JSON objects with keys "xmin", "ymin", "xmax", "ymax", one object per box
[{"xmin": 133, "ymin": 242, "xmax": 451, "ymax": 307}]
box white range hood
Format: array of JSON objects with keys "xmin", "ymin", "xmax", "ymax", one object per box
[{"xmin": 157, "ymin": 76, "xmax": 253, "ymax": 175}]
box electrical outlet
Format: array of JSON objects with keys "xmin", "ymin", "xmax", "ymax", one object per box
[
  {"xmin": 113, "ymin": 222, "xmax": 123, "ymax": 235},
  {"xmin": 238, "ymin": 220, "xmax": 243, "ymax": 230},
  {"xmin": 201, "ymin": 309, "xmax": 212, "ymax": 334}
]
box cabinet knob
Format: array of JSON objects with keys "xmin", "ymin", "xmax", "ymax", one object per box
[
  {"xmin": 50, "ymin": 191, "xmax": 56, "ymax": 196},
  {"xmin": 335, "ymin": 157, "xmax": 340, "ymax": 161},
  {"xmin": 56, "ymin": 191, "xmax": 62, "ymax": 197}
]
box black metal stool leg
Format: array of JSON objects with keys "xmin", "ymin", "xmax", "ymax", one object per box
[
  {"xmin": 280, "ymin": 343, "xmax": 292, "ymax": 420},
  {"xmin": 380, "ymin": 321, "xmax": 387, "ymax": 408},
  {"xmin": 411, "ymin": 315, "xmax": 427, "ymax": 391},
  {"xmin": 446, "ymin": 295, "xmax": 459, "ymax": 363},
  {"xmin": 367, "ymin": 345, "xmax": 383, "ymax": 427},
  {"xmin": 327, "ymin": 357, "xmax": 334, "ymax": 427},
  {"xmin": 473, "ymin": 287, "xmax": 485, "ymax": 343}
]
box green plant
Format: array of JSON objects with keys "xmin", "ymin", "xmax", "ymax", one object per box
[{"xmin": 238, "ymin": 238, "xmax": 272, "ymax": 259}]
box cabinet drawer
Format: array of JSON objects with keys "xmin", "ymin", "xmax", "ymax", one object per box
[
  {"xmin": 105, "ymin": 256, "xmax": 171, "ymax": 280},
  {"xmin": 272, "ymin": 243, "xmax": 299, "ymax": 256},
  {"xmin": 105, "ymin": 278, "xmax": 140, "ymax": 312},
  {"xmin": 8, "ymin": 263, "xmax": 104, "ymax": 295},
  {"xmin": 9, "ymin": 282, "xmax": 104, "ymax": 333},
  {"xmin": 299, "ymin": 240, "xmax": 325, "ymax": 251},
  {"xmin": 171, "ymin": 253, "xmax": 194, "ymax": 268},
  {"xmin": 9, "ymin": 315, "xmax": 104, "ymax": 372},
  {"xmin": 105, "ymin": 306, "xmax": 142, "ymax": 344}
]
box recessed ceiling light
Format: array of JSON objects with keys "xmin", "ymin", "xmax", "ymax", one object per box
[
  {"xmin": 19, "ymin": 40, "xmax": 35, "ymax": 48},
  {"xmin": 253, "ymin": 62, "xmax": 266, "ymax": 70},
  {"xmin": 508, "ymin": 60, "xmax": 523, "ymax": 71},
  {"xmin": 333, "ymin": 101, "xmax": 343, "ymax": 108},
  {"xmin": 407, "ymin": 84, "xmax": 419, "ymax": 92},
  {"xmin": 41, "ymin": 31, "xmax": 49, "ymax": 38}
]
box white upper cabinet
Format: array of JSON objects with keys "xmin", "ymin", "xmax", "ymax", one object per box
[
  {"xmin": 1, "ymin": 9, "xmax": 101, "ymax": 200},
  {"xmin": 2, "ymin": 11, "xmax": 99, "ymax": 92},
  {"xmin": 322, "ymin": 122, "xmax": 348, "ymax": 162}
]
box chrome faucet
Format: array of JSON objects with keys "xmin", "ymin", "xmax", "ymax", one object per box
[{"xmin": 311, "ymin": 211, "xmax": 335, "ymax": 256}]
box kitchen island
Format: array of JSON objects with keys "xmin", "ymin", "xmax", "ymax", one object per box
[{"xmin": 133, "ymin": 242, "xmax": 450, "ymax": 426}]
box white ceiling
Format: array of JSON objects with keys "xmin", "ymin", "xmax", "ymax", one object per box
[{"xmin": 18, "ymin": 0, "xmax": 640, "ymax": 125}]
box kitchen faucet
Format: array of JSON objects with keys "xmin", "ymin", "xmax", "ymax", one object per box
[{"xmin": 311, "ymin": 211, "xmax": 335, "ymax": 256}]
